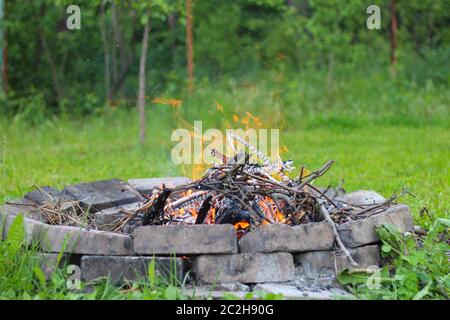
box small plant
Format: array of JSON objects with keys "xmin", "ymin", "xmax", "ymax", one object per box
[{"xmin": 337, "ymin": 221, "xmax": 450, "ymax": 300}]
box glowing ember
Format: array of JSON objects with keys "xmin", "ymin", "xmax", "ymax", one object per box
[{"xmin": 233, "ymin": 221, "xmax": 250, "ymax": 230}]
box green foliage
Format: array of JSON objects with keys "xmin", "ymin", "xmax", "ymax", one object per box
[
  {"xmin": 337, "ymin": 223, "xmax": 450, "ymax": 300},
  {"xmin": 2, "ymin": 0, "xmax": 449, "ymax": 113},
  {"xmin": 6, "ymin": 214, "xmax": 25, "ymax": 254},
  {"xmin": 0, "ymin": 0, "xmax": 449, "ymax": 300}
]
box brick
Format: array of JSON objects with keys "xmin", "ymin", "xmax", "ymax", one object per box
[
  {"xmin": 183, "ymin": 288, "xmax": 249, "ymax": 300},
  {"xmin": 0, "ymin": 198, "xmax": 43, "ymax": 221},
  {"xmin": 134, "ymin": 224, "xmax": 238, "ymax": 255},
  {"xmin": 1, "ymin": 213, "xmax": 47, "ymax": 244},
  {"xmin": 239, "ymin": 222, "xmax": 334, "ymax": 253},
  {"xmin": 81, "ymin": 256, "xmax": 185, "ymax": 284},
  {"xmin": 294, "ymin": 244, "xmax": 381, "ymax": 275},
  {"xmin": 128, "ymin": 177, "xmax": 191, "ymax": 195},
  {"xmin": 34, "ymin": 253, "xmax": 81, "ymax": 280},
  {"xmin": 1, "ymin": 213, "xmax": 133, "ymax": 255},
  {"xmin": 193, "ymin": 252, "xmax": 294, "ymax": 284},
  {"xmin": 94, "ymin": 202, "xmax": 141, "ymax": 226},
  {"xmin": 335, "ymin": 190, "xmax": 386, "ymax": 206},
  {"xmin": 253, "ymin": 283, "xmax": 352, "ymax": 300},
  {"xmin": 40, "ymin": 225, "xmax": 133, "ymax": 255},
  {"xmin": 25, "ymin": 187, "xmax": 74, "ymax": 206},
  {"xmin": 64, "ymin": 179, "xmax": 139, "ymax": 211},
  {"xmin": 337, "ymin": 204, "xmax": 413, "ymax": 248}
]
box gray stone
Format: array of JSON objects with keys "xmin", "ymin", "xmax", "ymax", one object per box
[
  {"xmin": 253, "ymin": 283, "xmax": 352, "ymax": 300},
  {"xmin": 94, "ymin": 202, "xmax": 141, "ymax": 226},
  {"xmin": 128, "ymin": 177, "xmax": 191, "ymax": 195},
  {"xmin": 35, "ymin": 253, "xmax": 81, "ymax": 280},
  {"xmin": 134, "ymin": 224, "xmax": 238, "ymax": 255},
  {"xmin": 0, "ymin": 198, "xmax": 43, "ymax": 221},
  {"xmin": 193, "ymin": 252, "xmax": 294, "ymax": 284},
  {"xmin": 239, "ymin": 222, "xmax": 334, "ymax": 253},
  {"xmin": 25, "ymin": 187, "xmax": 73, "ymax": 206},
  {"xmin": 81, "ymin": 256, "xmax": 185, "ymax": 284},
  {"xmin": 291, "ymin": 270, "xmax": 342, "ymax": 291},
  {"xmin": 1, "ymin": 213, "xmax": 133, "ymax": 255},
  {"xmin": 337, "ymin": 204, "xmax": 413, "ymax": 248},
  {"xmin": 316, "ymin": 186, "xmax": 345, "ymax": 199},
  {"xmin": 1, "ymin": 213, "xmax": 47, "ymax": 244},
  {"xmin": 210, "ymin": 282, "xmax": 250, "ymax": 292},
  {"xmin": 64, "ymin": 179, "xmax": 139, "ymax": 211},
  {"xmin": 183, "ymin": 288, "xmax": 249, "ymax": 300},
  {"xmin": 40, "ymin": 225, "xmax": 133, "ymax": 255},
  {"xmin": 336, "ymin": 190, "xmax": 386, "ymax": 206},
  {"xmin": 294, "ymin": 244, "xmax": 381, "ymax": 275}
]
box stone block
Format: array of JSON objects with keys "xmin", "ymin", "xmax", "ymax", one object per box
[
  {"xmin": 35, "ymin": 253, "xmax": 81, "ymax": 280},
  {"xmin": 1, "ymin": 213, "xmax": 133, "ymax": 255},
  {"xmin": 337, "ymin": 204, "xmax": 413, "ymax": 248},
  {"xmin": 128, "ymin": 177, "xmax": 191, "ymax": 195},
  {"xmin": 294, "ymin": 244, "xmax": 381, "ymax": 275},
  {"xmin": 239, "ymin": 222, "xmax": 334, "ymax": 253},
  {"xmin": 81, "ymin": 256, "xmax": 185, "ymax": 284},
  {"xmin": 64, "ymin": 179, "xmax": 139, "ymax": 211},
  {"xmin": 193, "ymin": 252, "xmax": 294, "ymax": 284},
  {"xmin": 0, "ymin": 198, "xmax": 42, "ymax": 221},
  {"xmin": 134, "ymin": 224, "xmax": 238, "ymax": 255},
  {"xmin": 40, "ymin": 225, "xmax": 133, "ymax": 255},
  {"xmin": 253, "ymin": 283, "xmax": 352, "ymax": 300},
  {"xmin": 94, "ymin": 202, "xmax": 141, "ymax": 226},
  {"xmin": 25, "ymin": 187, "xmax": 73, "ymax": 206},
  {"xmin": 335, "ymin": 190, "xmax": 386, "ymax": 206}
]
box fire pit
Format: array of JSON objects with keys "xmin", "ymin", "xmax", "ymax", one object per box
[{"xmin": 0, "ymin": 137, "xmax": 415, "ymax": 299}]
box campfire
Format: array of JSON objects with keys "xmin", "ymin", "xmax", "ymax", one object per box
[
  {"xmin": 123, "ymin": 133, "xmax": 406, "ymax": 264},
  {"xmin": 22, "ymin": 133, "xmax": 408, "ymax": 266}
]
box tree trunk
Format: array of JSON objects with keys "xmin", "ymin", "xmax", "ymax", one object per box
[
  {"xmin": 40, "ymin": 32, "xmax": 64, "ymax": 101},
  {"xmin": 185, "ymin": 0, "xmax": 194, "ymax": 93},
  {"xmin": 99, "ymin": 1, "xmax": 111, "ymax": 104},
  {"xmin": 168, "ymin": 12, "xmax": 177, "ymax": 68},
  {"xmin": 137, "ymin": 23, "xmax": 151, "ymax": 145},
  {"xmin": 111, "ymin": 2, "xmax": 128, "ymax": 81},
  {"xmin": 0, "ymin": 0, "xmax": 8, "ymax": 93},
  {"xmin": 390, "ymin": 0, "xmax": 398, "ymax": 78}
]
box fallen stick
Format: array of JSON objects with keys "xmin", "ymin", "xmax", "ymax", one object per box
[
  {"xmin": 349, "ymin": 188, "xmax": 410, "ymax": 218},
  {"xmin": 318, "ymin": 199, "xmax": 358, "ymax": 266}
]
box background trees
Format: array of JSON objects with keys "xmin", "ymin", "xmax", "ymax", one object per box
[{"xmin": 0, "ymin": 0, "xmax": 448, "ymax": 115}]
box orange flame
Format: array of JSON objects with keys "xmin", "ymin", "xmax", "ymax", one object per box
[
  {"xmin": 152, "ymin": 97, "xmax": 182, "ymax": 108},
  {"xmin": 233, "ymin": 221, "xmax": 250, "ymax": 230},
  {"xmin": 258, "ymin": 196, "xmax": 285, "ymax": 224}
]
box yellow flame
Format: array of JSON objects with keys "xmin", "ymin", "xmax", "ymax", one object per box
[
  {"xmin": 234, "ymin": 221, "xmax": 250, "ymax": 230},
  {"xmin": 152, "ymin": 97, "xmax": 182, "ymax": 108},
  {"xmin": 215, "ymin": 101, "xmax": 224, "ymax": 112},
  {"xmin": 279, "ymin": 145, "xmax": 289, "ymax": 154}
]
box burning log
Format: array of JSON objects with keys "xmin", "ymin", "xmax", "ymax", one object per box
[
  {"xmin": 195, "ymin": 195, "xmax": 212, "ymax": 224},
  {"xmin": 142, "ymin": 188, "xmax": 172, "ymax": 226}
]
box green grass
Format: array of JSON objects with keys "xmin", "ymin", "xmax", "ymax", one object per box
[
  {"xmin": 1, "ymin": 112, "xmax": 448, "ymax": 228},
  {"xmin": 0, "ymin": 214, "xmax": 190, "ymax": 300},
  {"xmin": 0, "ymin": 68, "xmax": 449, "ymax": 299}
]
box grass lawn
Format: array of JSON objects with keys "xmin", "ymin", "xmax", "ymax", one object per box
[
  {"xmin": 0, "ymin": 72, "xmax": 448, "ymax": 299},
  {"xmin": 1, "ymin": 112, "xmax": 448, "ymax": 228}
]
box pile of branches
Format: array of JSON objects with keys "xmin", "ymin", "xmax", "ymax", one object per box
[
  {"xmin": 5, "ymin": 186, "xmax": 94, "ymax": 228},
  {"xmin": 134, "ymin": 134, "xmax": 405, "ymax": 266}
]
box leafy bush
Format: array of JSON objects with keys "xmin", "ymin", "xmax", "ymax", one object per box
[{"xmin": 338, "ymin": 221, "xmax": 450, "ymax": 300}]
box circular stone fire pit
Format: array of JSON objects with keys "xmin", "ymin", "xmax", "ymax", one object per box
[{"xmin": 0, "ymin": 177, "xmax": 414, "ymax": 299}]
